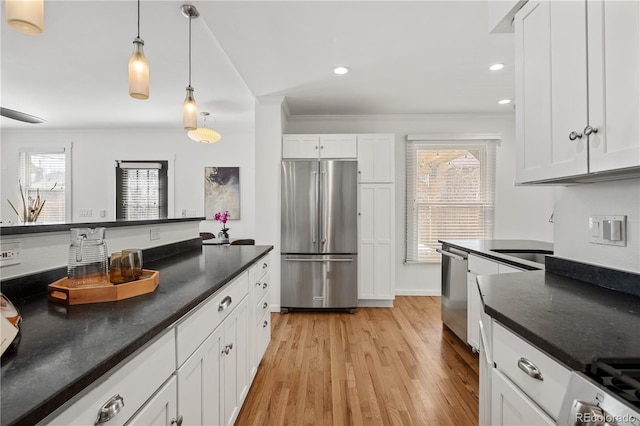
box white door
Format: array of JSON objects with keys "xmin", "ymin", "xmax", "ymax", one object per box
[
  {"xmin": 466, "ymin": 272, "xmax": 481, "ymax": 350},
  {"xmin": 126, "ymin": 377, "xmax": 177, "ymax": 426},
  {"xmin": 176, "ymin": 326, "xmax": 224, "ymax": 426},
  {"xmin": 319, "ymin": 134, "xmax": 357, "ymax": 158},
  {"xmin": 515, "ymin": 1, "xmax": 588, "ymax": 182},
  {"xmin": 357, "ymin": 134, "xmax": 395, "ymax": 182},
  {"xmin": 587, "ymin": 0, "xmax": 640, "ymax": 172},
  {"xmin": 491, "ymin": 369, "xmax": 554, "ymax": 426},
  {"xmin": 282, "ymin": 135, "xmax": 320, "ymax": 158},
  {"xmin": 358, "ymin": 183, "xmax": 394, "ymax": 300}
]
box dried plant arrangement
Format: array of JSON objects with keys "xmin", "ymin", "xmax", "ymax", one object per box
[{"xmin": 7, "ymin": 181, "xmax": 57, "ymax": 223}]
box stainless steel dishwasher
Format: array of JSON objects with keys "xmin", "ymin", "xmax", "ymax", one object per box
[{"xmin": 437, "ymin": 245, "xmax": 469, "ymax": 343}]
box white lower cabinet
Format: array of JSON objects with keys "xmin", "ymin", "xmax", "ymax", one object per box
[
  {"xmin": 127, "ymin": 376, "xmax": 178, "ymax": 426},
  {"xmin": 45, "ymin": 254, "xmax": 272, "ymax": 426},
  {"xmin": 491, "ymin": 369, "xmax": 554, "ymax": 426}
]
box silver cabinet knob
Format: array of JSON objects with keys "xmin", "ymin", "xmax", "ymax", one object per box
[
  {"xmin": 263, "ymin": 302, "xmax": 268, "ymax": 309},
  {"xmin": 262, "ymin": 262, "xmax": 268, "ymax": 268},
  {"xmin": 263, "ymin": 320, "xmax": 268, "ymax": 328},
  {"xmin": 95, "ymin": 394, "xmax": 124, "ymax": 425},
  {"xmin": 262, "ymin": 282, "xmax": 268, "ymax": 289},
  {"xmin": 569, "ymin": 131, "xmax": 583, "ymax": 141},
  {"xmin": 255, "ymin": 282, "xmax": 261, "ymax": 287},
  {"xmin": 584, "ymin": 125, "xmax": 599, "ymax": 136},
  {"xmin": 171, "ymin": 415, "xmax": 184, "ymax": 426}
]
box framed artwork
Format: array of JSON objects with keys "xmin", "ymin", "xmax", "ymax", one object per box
[{"xmin": 205, "ymin": 167, "xmax": 240, "ymax": 219}]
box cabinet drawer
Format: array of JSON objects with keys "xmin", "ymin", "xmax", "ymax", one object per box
[
  {"xmin": 255, "ymin": 290, "xmax": 271, "ymax": 325},
  {"xmin": 251, "ymin": 271, "xmax": 271, "ymax": 303},
  {"xmin": 492, "ymin": 322, "xmax": 571, "ymax": 420},
  {"xmin": 257, "ymin": 309, "xmax": 271, "ymax": 361},
  {"xmin": 176, "ymin": 272, "xmax": 249, "ymax": 367},
  {"xmin": 46, "ymin": 331, "xmax": 175, "ymax": 426},
  {"xmin": 256, "ymin": 253, "xmax": 270, "ymax": 281},
  {"xmin": 469, "ymin": 254, "xmax": 500, "ymax": 275}
]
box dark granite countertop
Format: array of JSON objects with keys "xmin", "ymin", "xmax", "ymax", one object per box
[
  {"xmin": 439, "ymin": 239, "xmax": 554, "ymax": 270},
  {"xmin": 0, "ymin": 244, "xmax": 273, "ymax": 426},
  {"xmin": 478, "ymin": 270, "xmax": 640, "ymax": 371}
]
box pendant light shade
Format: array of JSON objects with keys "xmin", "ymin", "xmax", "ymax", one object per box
[
  {"xmin": 183, "ymin": 86, "xmax": 197, "ymax": 130},
  {"xmin": 129, "ymin": 0, "xmax": 149, "ymax": 99},
  {"xmin": 188, "ymin": 112, "xmax": 221, "ymax": 143},
  {"xmin": 181, "ymin": 5, "xmax": 199, "ymax": 130},
  {"xmin": 129, "ymin": 38, "xmax": 149, "ymax": 99},
  {"xmin": 6, "ymin": 0, "xmax": 44, "ymax": 35}
]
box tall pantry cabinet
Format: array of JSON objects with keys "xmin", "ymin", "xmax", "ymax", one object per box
[
  {"xmin": 514, "ymin": 0, "xmax": 640, "ymax": 183},
  {"xmin": 281, "ymin": 133, "xmax": 396, "ymax": 305}
]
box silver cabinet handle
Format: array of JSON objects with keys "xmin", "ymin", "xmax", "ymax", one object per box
[
  {"xmin": 584, "ymin": 125, "xmax": 598, "ymax": 136},
  {"xmin": 94, "ymin": 394, "xmax": 124, "ymax": 425},
  {"xmin": 171, "ymin": 415, "xmax": 184, "ymax": 426},
  {"xmin": 284, "ymin": 257, "xmax": 353, "ymax": 262},
  {"xmin": 262, "ymin": 262, "xmax": 268, "ymax": 269},
  {"xmin": 263, "ymin": 302, "xmax": 268, "ymax": 309},
  {"xmin": 569, "ymin": 131, "xmax": 583, "ymax": 141},
  {"xmin": 222, "ymin": 343, "xmax": 233, "ymax": 355},
  {"xmin": 518, "ymin": 357, "xmax": 543, "ymax": 381},
  {"xmin": 263, "ymin": 320, "xmax": 268, "ymax": 328},
  {"xmin": 255, "ymin": 282, "xmax": 261, "ymax": 287},
  {"xmin": 435, "ymin": 248, "xmax": 467, "ymax": 261},
  {"xmin": 228, "ymin": 343, "xmax": 233, "ymax": 351},
  {"xmin": 218, "ymin": 296, "xmax": 232, "ymax": 312},
  {"xmin": 262, "ymin": 282, "xmax": 268, "ymax": 289}
]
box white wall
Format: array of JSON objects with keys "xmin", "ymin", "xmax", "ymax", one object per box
[
  {"xmin": 554, "ymin": 178, "xmax": 640, "ymax": 273},
  {"xmin": 285, "ymin": 113, "xmax": 555, "ymax": 295},
  {"xmin": 1, "ymin": 127, "xmax": 256, "ymax": 239}
]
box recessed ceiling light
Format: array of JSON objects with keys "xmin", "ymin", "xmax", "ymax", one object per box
[
  {"xmin": 490, "ymin": 63, "xmax": 505, "ymax": 71},
  {"xmin": 498, "ymin": 99, "xmax": 512, "ymax": 105},
  {"xmin": 333, "ymin": 66, "xmax": 351, "ymax": 75}
]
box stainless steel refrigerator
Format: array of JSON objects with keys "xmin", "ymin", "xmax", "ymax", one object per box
[{"xmin": 281, "ymin": 159, "xmax": 358, "ymax": 312}]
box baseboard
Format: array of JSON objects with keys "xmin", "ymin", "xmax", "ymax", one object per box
[
  {"xmin": 357, "ymin": 299, "xmax": 394, "ymax": 308},
  {"xmin": 395, "ymin": 289, "xmax": 441, "ymax": 296}
]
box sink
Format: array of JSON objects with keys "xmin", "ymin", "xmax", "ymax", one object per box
[{"xmin": 490, "ymin": 249, "xmax": 553, "ymax": 265}]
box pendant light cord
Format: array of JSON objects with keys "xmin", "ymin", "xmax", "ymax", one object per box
[
  {"xmin": 137, "ymin": 0, "xmax": 140, "ymax": 38},
  {"xmin": 188, "ymin": 14, "xmax": 192, "ymax": 87}
]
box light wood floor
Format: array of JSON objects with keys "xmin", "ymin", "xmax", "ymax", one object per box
[{"xmin": 236, "ymin": 296, "xmax": 479, "ymax": 426}]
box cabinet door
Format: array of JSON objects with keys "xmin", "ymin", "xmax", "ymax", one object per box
[
  {"xmin": 515, "ymin": 1, "xmax": 588, "ymax": 183},
  {"xmin": 177, "ymin": 326, "xmax": 224, "ymax": 426},
  {"xmin": 319, "ymin": 134, "xmax": 357, "ymax": 158},
  {"xmin": 491, "ymin": 369, "xmax": 554, "ymax": 426},
  {"xmin": 357, "ymin": 134, "xmax": 395, "ymax": 183},
  {"xmin": 127, "ymin": 376, "xmax": 177, "ymax": 426},
  {"xmin": 358, "ymin": 183, "xmax": 394, "ymax": 299},
  {"xmin": 587, "ymin": 0, "xmax": 640, "ymax": 172},
  {"xmin": 223, "ymin": 297, "xmax": 249, "ymax": 426},
  {"xmin": 466, "ymin": 272, "xmax": 481, "ymax": 351},
  {"xmin": 282, "ymin": 135, "xmax": 319, "ymax": 158}
]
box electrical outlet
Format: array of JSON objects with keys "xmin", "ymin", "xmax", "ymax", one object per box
[
  {"xmin": 79, "ymin": 209, "xmax": 92, "ymax": 218},
  {"xmin": 99, "ymin": 209, "xmax": 106, "ymax": 218},
  {"xmin": 150, "ymin": 228, "xmax": 161, "ymax": 241},
  {"xmin": 0, "ymin": 241, "xmax": 21, "ymax": 267}
]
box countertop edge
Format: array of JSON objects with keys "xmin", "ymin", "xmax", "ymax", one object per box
[{"xmin": 439, "ymin": 239, "xmax": 553, "ymax": 270}]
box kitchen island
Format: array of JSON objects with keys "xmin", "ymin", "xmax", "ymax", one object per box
[{"xmin": 0, "ymin": 244, "xmax": 273, "ymax": 426}]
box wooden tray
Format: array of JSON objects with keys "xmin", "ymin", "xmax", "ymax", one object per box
[{"xmin": 48, "ymin": 270, "xmax": 159, "ymax": 305}]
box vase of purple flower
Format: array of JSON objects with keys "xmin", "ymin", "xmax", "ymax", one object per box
[{"xmin": 214, "ymin": 210, "xmax": 230, "ymax": 243}]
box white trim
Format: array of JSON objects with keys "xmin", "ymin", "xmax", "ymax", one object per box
[
  {"xmin": 357, "ymin": 299, "xmax": 394, "ymax": 308},
  {"xmin": 407, "ymin": 133, "xmax": 502, "ymax": 141},
  {"xmin": 395, "ymin": 289, "xmax": 441, "ymax": 296}
]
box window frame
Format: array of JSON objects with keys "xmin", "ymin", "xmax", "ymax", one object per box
[
  {"xmin": 405, "ymin": 134, "xmax": 499, "ymax": 263},
  {"xmin": 17, "ymin": 143, "xmax": 72, "ymax": 223},
  {"xmin": 115, "ymin": 160, "xmax": 169, "ymax": 220}
]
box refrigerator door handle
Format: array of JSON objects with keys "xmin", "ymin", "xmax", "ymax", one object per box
[
  {"xmin": 320, "ymin": 169, "xmax": 327, "ymax": 245},
  {"xmin": 284, "ymin": 257, "xmax": 354, "ymax": 262},
  {"xmin": 312, "ymin": 171, "xmax": 318, "ymax": 244}
]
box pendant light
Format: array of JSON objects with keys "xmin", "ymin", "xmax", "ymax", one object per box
[
  {"xmin": 188, "ymin": 112, "xmax": 221, "ymax": 144},
  {"xmin": 181, "ymin": 4, "xmax": 199, "ymax": 130},
  {"xmin": 129, "ymin": 0, "xmax": 149, "ymax": 100},
  {"xmin": 6, "ymin": 0, "xmax": 44, "ymax": 35}
]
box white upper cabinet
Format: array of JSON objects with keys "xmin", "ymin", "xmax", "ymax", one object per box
[
  {"xmin": 514, "ymin": 0, "xmax": 640, "ymax": 183},
  {"xmin": 587, "ymin": 0, "xmax": 640, "ymax": 172},
  {"xmin": 357, "ymin": 134, "xmax": 395, "ymax": 183},
  {"xmin": 282, "ymin": 134, "xmax": 357, "ymax": 159}
]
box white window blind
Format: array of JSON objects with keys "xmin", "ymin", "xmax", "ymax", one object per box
[
  {"xmin": 406, "ymin": 139, "xmax": 496, "ymax": 263},
  {"xmin": 116, "ymin": 161, "xmax": 168, "ymax": 220},
  {"xmin": 18, "ymin": 149, "xmax": 67, "ymax": 223}
]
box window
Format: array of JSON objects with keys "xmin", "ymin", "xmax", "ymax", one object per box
[
  {"xmin": 18, "ymin": 148, "xmax": 69, "ymax": 223},
  {"xmin": 406, "ymin": 138, "xmax": 496, "ymax": 263},
  {"xmin": 116, "ymin": 161, "xmax": 168, "ymax": 220}
]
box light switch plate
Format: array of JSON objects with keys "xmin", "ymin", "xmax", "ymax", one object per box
[{"xmin": 589, "ymin": 215, "xmax": 627, "ymax": 246}]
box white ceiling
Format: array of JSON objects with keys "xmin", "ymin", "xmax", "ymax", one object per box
[{"xmin": 1, "ymin": 1, "xmax": 515, "ymax": 131}]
